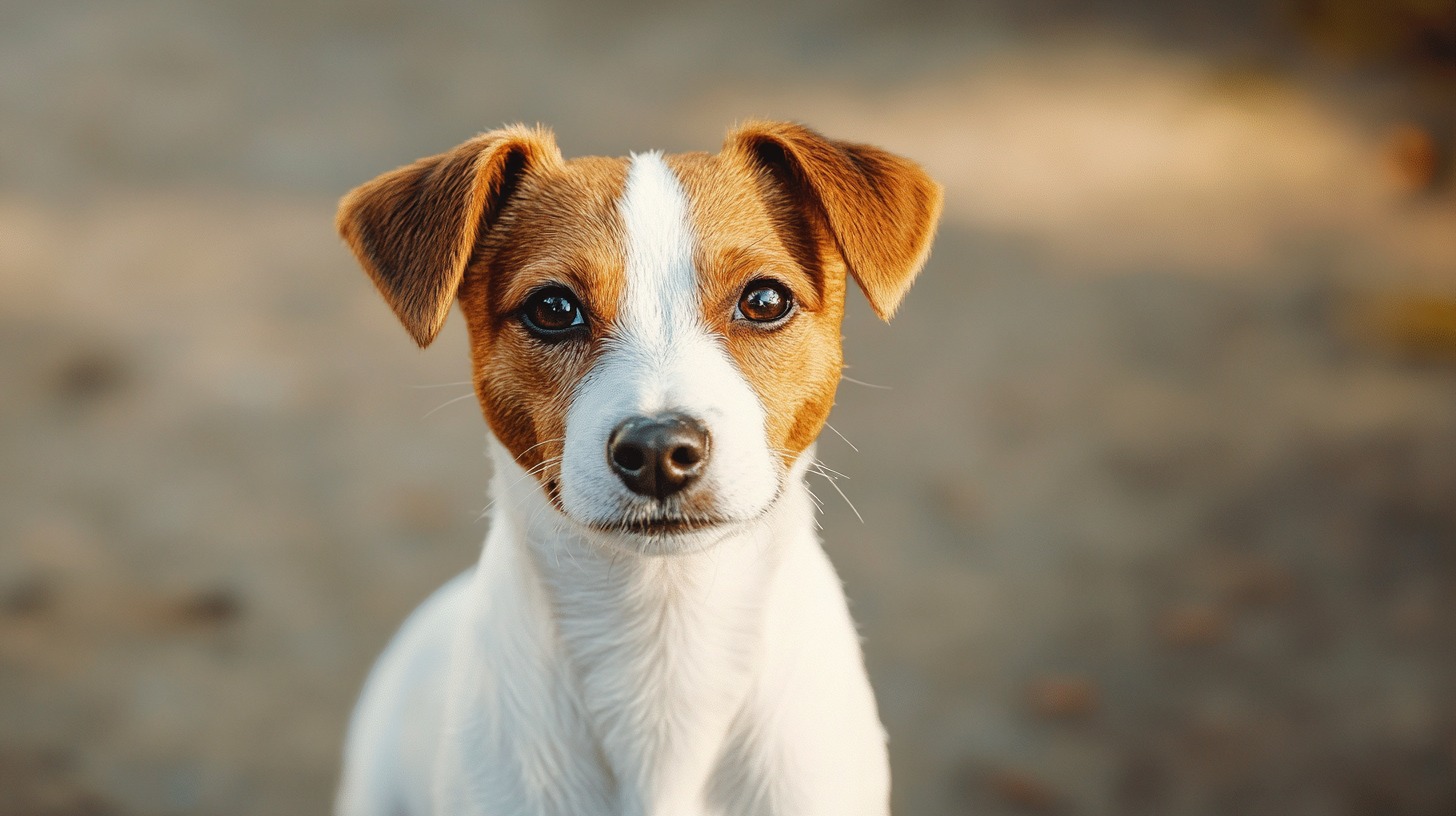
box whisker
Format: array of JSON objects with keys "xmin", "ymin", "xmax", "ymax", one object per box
[
  {"xmin": 803, "ymin": 484, "xmax": 825, "ymax": 512},
  {"xmin": 840, "ymin": 374, "xmax": 891, "ymax": 390},
  {"xmin": 423, "ymin": 392, "xmax": 478, "ymax": 418},
  {"xmin": 813, "ymin": 467, "xmax": 864, "ymax": 524},
  {"xmin": 512, "ymin": 436, "xmax": 566, "ymax": 465},
  {"xmin": 802, "ymin": 485, "xmax": 826, "ymax": 530},
  {"xmin": 824, "ymin": 422, "xmax": 860, "ymax": 453},
  {"xmin": 809, "ymin": 458, "xmax": 851, "ymax": 480},
  {"xmin": 476, "ymin": 456, "xmax": 562, "ymax": 520}
]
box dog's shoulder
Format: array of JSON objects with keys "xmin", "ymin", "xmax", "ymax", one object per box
[{"xmin": 336, "ymin": 571, "xmax": 472, "ymax": 816}]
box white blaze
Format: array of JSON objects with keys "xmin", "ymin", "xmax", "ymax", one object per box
[
  {"xmin": 618, "ymin": 151, "xmax": 697, "ymax": 357},
  {"xmin": 557, "ymin": 152, "xmax": 780, "ymax": 538}
]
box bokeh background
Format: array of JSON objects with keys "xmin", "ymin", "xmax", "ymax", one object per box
[{"xmin": 3, "ymin": 1, "xmax": 1456, "ymax": 814}]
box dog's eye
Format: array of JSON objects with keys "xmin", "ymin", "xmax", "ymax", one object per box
[
  {"xmin": 521, "ymin": 286, "xmax": 587, "ymax": 336},
  {"xmin": 736, "ymin": 280, "xmax": 793, "ymax": 324}
]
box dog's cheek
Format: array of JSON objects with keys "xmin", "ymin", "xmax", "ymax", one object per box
[
  {"xmin": 463, "ymin": 327, "xmax": 557, "ymax": 490},
  {"xmin": 772, "ymin": 350, "xmax": 842, "ymax": 463},
  {"xmin": 482, "ymin": 388, "xmax": 535, "ymax": 460},
  {"xmin": 502, "ymin": 338, "xmax": 602, "ymax": 493},
  {"xmin": 457, "ymin": 282, "xmax": 566, "ymax": 490},
  {"xmin": 466, "ymin": 348, "xmax": 614, "ymax": 506},
  {"xmin": 727, "ymin": 314, "xmax": 844, "ymax": 467},
  {"xmin": 476, "ymin": 347, "xmax": 541, "ymax": 468},
  {"xmin": 779, "ymin": 372, "xmax": 839, "ymax": 458}
]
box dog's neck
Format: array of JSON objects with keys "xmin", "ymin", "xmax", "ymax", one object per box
[{"xmin": 482, "ymin": 440, "xmax": 818, "ymax": 814}]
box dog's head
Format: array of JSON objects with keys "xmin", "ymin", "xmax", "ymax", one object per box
[{"xmin": 338, "ymin": 122, "xmax": 941, "ymax": 552}]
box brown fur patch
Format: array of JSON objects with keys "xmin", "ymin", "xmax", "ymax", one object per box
[{"xmin": 457, "ymin": 156, "xmax": 631, "ymax": 486}]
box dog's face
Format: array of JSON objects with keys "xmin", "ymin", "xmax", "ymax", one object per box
[{"xmin": 338, "ymin": 122, "xmax": 941, "ymax": 552}]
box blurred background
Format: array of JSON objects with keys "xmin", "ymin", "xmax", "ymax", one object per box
[{"xmin": 3, "ymin": 1, "xmax": 1456, "ymax": 814}]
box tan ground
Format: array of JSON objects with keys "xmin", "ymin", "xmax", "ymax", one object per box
[{"xmin": 2, "ymin": 2, "xmax": 1455, "ymax": 814}]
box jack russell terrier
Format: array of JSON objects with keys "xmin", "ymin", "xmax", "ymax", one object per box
[{"xmin": 333, "ymin": 121, "xmax": 942, "ymax": 816}]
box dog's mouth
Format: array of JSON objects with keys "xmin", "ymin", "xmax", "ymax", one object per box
[
  {"xmin": 587, "ymin": 513, "xmax": 731, "ymax": 537},
  {"xmin": 571, "ymin": 474, "xmax": 788, "ymax": 544},
  {"xmin": 546, "ymin": 476, "xmax": 743, "ymax": 540}
]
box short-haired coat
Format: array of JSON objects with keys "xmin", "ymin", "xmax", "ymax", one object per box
[{"xmin": 333, "ymin": 121, "xmax": 942, "ymax": 816}]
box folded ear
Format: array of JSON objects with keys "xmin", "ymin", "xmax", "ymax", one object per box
[
  {"xmin": 337, "ymin": 125, "xmax": 562, "ymax": 346},
  {"xmin": 724, "ymin": 121, "xmax": 943, "ymax": 321}
]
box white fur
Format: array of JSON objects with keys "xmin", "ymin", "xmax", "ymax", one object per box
[{"xmin": 336, "ymin": 155, "xmax": 890, "ymax": 816}]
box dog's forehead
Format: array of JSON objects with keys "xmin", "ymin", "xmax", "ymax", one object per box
[
  {"xmin": 495, "ymin": 155, "xmax": 630, "ymax": 255},
  {"xmin": 510, "ymin": 150, "xmax": 778, "ymax": 259},
  {"xmin": 489, "ymin": 150, "xmax": 789, "ymax": 315},
  {"xmin": 664, "ymin": 151, "xmax": 780, "ymax": 241}
]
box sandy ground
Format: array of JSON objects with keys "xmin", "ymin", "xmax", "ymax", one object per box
[{"xmin": 2, "ymin": 2, "xmax": 1455, "ymax": 814}]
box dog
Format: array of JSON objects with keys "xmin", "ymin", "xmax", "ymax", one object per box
[{"xmin": 332, "ymin": 121, "xmax": 942, "ymax": 816}]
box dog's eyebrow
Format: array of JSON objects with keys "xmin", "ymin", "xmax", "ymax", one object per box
[
  {"xmin": 492, "ymin": 258, "xmax": 620, "ymax": 316},
  {"xmin": 706, "ymin": 242, "xmax": 782, "ymax": 269},
  {"xmin": 699, "ymin": 244, "xmax": 823, "ymax": 311}
]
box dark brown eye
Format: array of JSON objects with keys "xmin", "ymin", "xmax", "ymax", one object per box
[
  {"xmin": 521, "ymin": 286, "xmax": 586, "ymax": 336},
  {"xmin": 737, "ymin": 280, "xmax": 793, "ymax": 324}
]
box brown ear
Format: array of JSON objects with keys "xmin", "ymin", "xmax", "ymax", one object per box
[
  {"xmin": 725, "ymin": 121, "xmax": 943, "ymax": 321},
  {"xmin": 336, "ymin": 125, "xmax": 562, "ymax": 346}
]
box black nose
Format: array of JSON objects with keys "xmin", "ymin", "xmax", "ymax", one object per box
[{"xmin": 607, "ymin": 413, "xmax": 710, "ymax": 499}]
